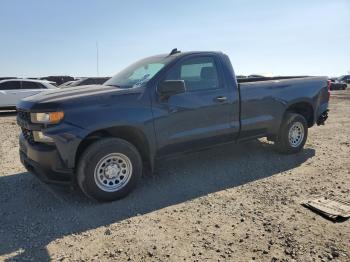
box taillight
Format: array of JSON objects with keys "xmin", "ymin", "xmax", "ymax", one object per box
[{"xmin": 327, "ymin": 80, "xmax": 331, "ymax": 99}]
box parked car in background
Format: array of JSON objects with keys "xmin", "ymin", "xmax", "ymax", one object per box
[
  {"xmin": 337, "ymin": 75, "xmax": 350, "ymax": 84},
  {"xmin": 40, "ymin": 76, "xmax": 75, "ymax": 86},
  {"xmin": 328, "ymin": 75, "xmax": 348, "ymax": 90},
  {"xmin": 60, "ymin": 77, "xmax": 110, "ymax": 88},
  {"xmin": 329, "ymin": 81, "xmax": 347, "ymax": 90},
  {"xmin": 0, "ymin": 79, "xmax": 57, "ymax": 109},
  {"xmin": 236, "ymin": 75, "xmax": 247, "ymax": 79},
  {"xmin": 0, "ymin": 77, "xmax": 17, "ymax": 81},
  {"xmin": 248, "ymin": 74, "xmax": 265, "ymax": 78},
  {"xmin": 58, "ymin": 80, "xmax": 77, "ymax": 88},
  {"xmin": 46, "ymin": 81, "xmax": 57, "ymax": 86}
]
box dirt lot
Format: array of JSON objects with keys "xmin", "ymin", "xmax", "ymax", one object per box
[{"xmin": 0, "ymin": 89, "xmax": 349, "ymax": 262}]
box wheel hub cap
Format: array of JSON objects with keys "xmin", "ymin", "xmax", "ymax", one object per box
[
  {"xmin": 94, "ymin": 153, "xmax": 133, "ymax": 192},
  {"xmin": 288, "ymin": 122, "xmax": 304, "ymax": 147},
  {"xmin": 104, "ymin": 164, "xmax": 120, "ymax": 179}
]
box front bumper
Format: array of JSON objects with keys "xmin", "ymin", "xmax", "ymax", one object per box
[{"xmin": 19, "ymin": 134, "xmax": 73, "ymax": 185}]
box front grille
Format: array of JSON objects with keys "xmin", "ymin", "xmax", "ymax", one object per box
[
  {"xmin": 17, "ymin": 110, "xmax": 31, "ymax": 123},
  {"xmin": 22, "ymin": 128, "xmax": 35, "ymax": 145}
]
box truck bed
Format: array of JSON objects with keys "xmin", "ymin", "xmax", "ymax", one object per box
[
  {"xmin": 237, "ymin": 76, "xmax": 308, "ymax": 83},
  {"xmin": 238, "ymin": 76, "xmax": 329, "ymax": 139}
]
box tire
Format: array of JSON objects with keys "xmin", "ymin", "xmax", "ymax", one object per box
[
  {"xmin": 274, "ymin": 113, "xmax": 308, "ymax": 154},
  {"xmin": 77, "ymin": 138, "xmax": 142, "ymax": 202}
]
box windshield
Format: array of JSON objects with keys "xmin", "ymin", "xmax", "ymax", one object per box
[{"xmin": 104, "ymin": 55, "xmax": 172, "ymax": 88}]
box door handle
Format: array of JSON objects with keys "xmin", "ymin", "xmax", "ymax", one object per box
[{"xmin": 214, "ymin": 96, "xmax": 227, "ymax": 103}]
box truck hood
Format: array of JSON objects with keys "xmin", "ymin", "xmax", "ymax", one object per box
[{"xmin": 18, "ymin": 85, "xmax": 141, "ymax": 111}]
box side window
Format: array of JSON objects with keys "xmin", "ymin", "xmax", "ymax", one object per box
[
  {"xmin": 21, "ymin": 81, "xmax": 41, "ymax": 89},
  {"xmin": 165, "ymin": 56, "xmax": 220, "ymax": 91},
  {"xmin": 0, "ymin": 81, "xmax": 21, "ymax": 90}
]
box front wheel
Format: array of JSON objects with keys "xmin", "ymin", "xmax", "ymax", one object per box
[
  {"xmin": 274, "ymin": 113, "xmax": 308, "ymax": 154},
  {"xmin": 77, "ymin": 138, "xmax": 142, "ymax": 201}
]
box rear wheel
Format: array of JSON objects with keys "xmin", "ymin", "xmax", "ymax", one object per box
[
  {"xmin": 77, "ymin": 138, "xmax": 142, "ymax": 201},
  {"xmin": 274, "ymin": 113, "xmax": 308, "ymax": 154}
]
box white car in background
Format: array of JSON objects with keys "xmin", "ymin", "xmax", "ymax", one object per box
[{"xmin": 0, "ymin": 79, "xmax": 57, "ymax": 109}]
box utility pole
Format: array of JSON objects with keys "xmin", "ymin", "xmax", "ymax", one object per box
[{"xmin": 96, "ymin": 42, "xmax": 100, "ymax": 76}]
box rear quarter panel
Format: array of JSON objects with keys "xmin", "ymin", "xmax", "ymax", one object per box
[{"xmin": 240, "ymin": 76, "xmax": 328, "ymax": 136}]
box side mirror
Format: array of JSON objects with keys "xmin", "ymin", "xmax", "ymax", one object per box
[{"xmin": 158, "ymin": 80, "xmax": 186, "ymax": 97}]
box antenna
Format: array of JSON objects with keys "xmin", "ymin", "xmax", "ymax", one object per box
[
  {"xmin": 169, "ymin": 48, "xmax": 180, "ymax": 55},
  {"xmin": 96, "ymin": 42, "xmax": 99, "ymax": 76}
]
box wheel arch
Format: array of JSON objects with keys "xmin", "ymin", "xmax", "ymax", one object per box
[
  {"xmin": 284, "ymin": 101, "xmax": 315, "ymax": 127},
  {"xmin": 75, "ymin": 125, "xmax": 152, "ymax": 170}
]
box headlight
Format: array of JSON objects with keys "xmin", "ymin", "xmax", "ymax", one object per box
[
  {"xmin": 31, "ymin": 112, "xmax": 64, "ymax": 124},
  {"xmin": 33, "ymin": 131, "xmax": 54, "ymax": 143}
]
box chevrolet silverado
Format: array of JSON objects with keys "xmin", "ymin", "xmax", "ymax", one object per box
[{"xmin": 16, "ymin": 49, "xmax": 329, "ymax": 201}]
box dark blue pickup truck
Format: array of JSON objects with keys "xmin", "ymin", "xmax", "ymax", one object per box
[{"xmin": 17, "ymin": 49, "xmax": 329, "ymax": 201}]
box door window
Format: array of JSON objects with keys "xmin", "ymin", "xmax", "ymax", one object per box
[
  {"xmin": 0, "ymin": 81, "xmax": 21, "ymax": 90},
  {"xmin": 165, "ymin": 56, "xmax": 220, "ymax": 91}
]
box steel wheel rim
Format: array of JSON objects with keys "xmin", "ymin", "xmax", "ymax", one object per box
[
  {"xmin": 94, "ymin": 153, "xmax": 133, "ymax": 192},
  {"xmin": 288, "ymin": 122, "xmax": 304, "ymax": 147}
]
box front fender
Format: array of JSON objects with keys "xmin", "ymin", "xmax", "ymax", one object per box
[{"xmin": 44, "ymin": 122, "xmax": 87, "ymax": 168}]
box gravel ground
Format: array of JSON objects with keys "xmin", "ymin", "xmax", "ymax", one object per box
[{"xmin": 0, "ymin": 89, "xmax": 349, "ymax": 262}]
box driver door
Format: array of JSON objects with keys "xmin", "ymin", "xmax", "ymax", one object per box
[{"xmin": 152, "ymin": 55, "xmax": 237, "ymax": 155}]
